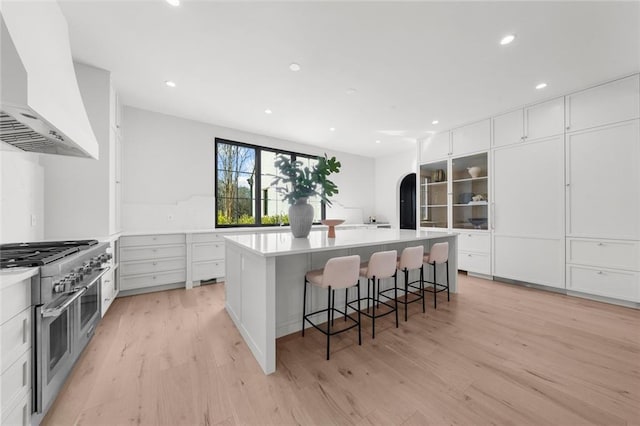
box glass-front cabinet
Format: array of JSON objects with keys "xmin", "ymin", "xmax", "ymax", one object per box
[
  {"xmin": 419, "ymin": 152, "xmax": 489, "ymax": 231},
  {"xmin": 419, "ymin": 160, "xmax": 448, "ymax": 228},
  {"xmin": 452, "ymin": 152, "xmax": 488, "ymax": 230}
]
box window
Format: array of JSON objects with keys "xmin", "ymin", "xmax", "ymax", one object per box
[{"xmin": 215, "ymin": 138, "xmax": 325, "ymax": 227}]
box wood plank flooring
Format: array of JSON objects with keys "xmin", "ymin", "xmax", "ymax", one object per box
[{"xmin": 42, "ymin": 274, "xmax": 640, "ymax": 425}]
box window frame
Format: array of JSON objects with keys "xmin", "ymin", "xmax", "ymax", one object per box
[{"xmin": 214, "ymin": 138, "xmax": 327, "ymax": 228}]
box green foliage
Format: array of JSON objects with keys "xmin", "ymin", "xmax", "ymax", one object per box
[
  {"xmin": 271, "ymin": 154, "xmax": 341, "ymax": 205},
  {"xmin": 261, "ymin": 214, "xmax": 289, "ymax": 225},
  {"xmin": 217, "ymin": 211, "xmax": 255, "ymax": 225}
]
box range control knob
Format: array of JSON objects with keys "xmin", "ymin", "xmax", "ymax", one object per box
[{"xmin": 53, "ymin": 281, "xmax": 64, "ymax": 293}]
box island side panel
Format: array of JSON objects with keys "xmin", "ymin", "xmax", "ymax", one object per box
[{"xmin": 225, "ymin": 242, "xmax": 277, "ymax": 374}]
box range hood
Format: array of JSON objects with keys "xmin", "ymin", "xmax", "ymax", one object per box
[{"xmin": 0, "ymin": 1, "xmax": 99, "ymax": 159}]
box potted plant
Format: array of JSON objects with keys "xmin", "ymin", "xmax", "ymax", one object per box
[{"xmin": 272, "ymin": 154, "xmax": 341, "ymax": 237}]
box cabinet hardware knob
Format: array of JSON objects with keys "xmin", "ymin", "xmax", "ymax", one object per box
[
  {"xmin": 566, "ymin": 126, "xmax": 570, "ymax": 130},
  {"xmin": 467, "ymin": 254, "xmax": 472, "ymax": 257},
  {"xmin": 597, "ymin": 242, "xmax": 604, "ymax": 246},
  {"xmin": 566, "ymin": 183, "xmax": 570, "ymax": 187},
  {"xmin": 153, "ymin": 276, "xmax": 157, "ymax": 279},
  {"xmin": 153, "ymin": 262, "xmax": 157, "ymax": 265},
  {"xmin": 597, "ymin": 271, "xmax": 604, "ymax": 275}
]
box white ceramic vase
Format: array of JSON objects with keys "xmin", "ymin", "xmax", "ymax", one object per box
[
  {"xmin": 467, "ymin": 166, "xmax": 481, "ymax": 178},
  {"xmin": 289, "ymin": 197, "xmax": 314, "ymax": 238}
]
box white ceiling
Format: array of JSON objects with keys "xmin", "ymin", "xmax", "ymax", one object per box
[{"xmin": 58, "ymin": 1, "xmax": 640, "ymax": 158}]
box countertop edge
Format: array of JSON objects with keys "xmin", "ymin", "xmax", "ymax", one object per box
[{"xmin": 0, "ymin": 267, "xmax": 39, "ymax": 289}]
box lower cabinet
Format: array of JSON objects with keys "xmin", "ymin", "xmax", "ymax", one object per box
[
  {"xmin": 566, "ymin": 237, "xmax": 640, "ymax": 302},
  {"xmin": 457, "ymin": 232, "xmax": 491, "ymax": 275},
  {"xmin": 1, "ymin": 275, "xmax": 32, "ymax": 426},
  {"xmin": 120, "ymin": 234, "xmax": 187, "ymax": 294},
  {"xmin": 493, "ymin": 236, "xmax": 565, "ymax": 289},
  {"xmin": 187, "ymin": 233, "xmax": 226, "ymax": 287},
  {"xmin": 101, "ymin": 267, "xmax": 116, "ymax": 316}
]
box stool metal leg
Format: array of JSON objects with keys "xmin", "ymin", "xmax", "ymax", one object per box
[
  {"xmin": 302, "ymin": 278, "xmax": 307, "ymax": 337},
  {"xmin": 326, "ymin": 285, "xmax": 332, "ymax": 360},
  {"xmin": 372, "ymin": 275, "xmax": 377, "ymax": 338},
  {"xmin": 344, "ymin": 288, "xmax": 348, "ymax": 322},
  {"xmin": 404, "ymin": 268, "xmax": 409, "ymax": 322},
  {"xmin": 394, "ymin": 272, "xmax": 399, "ymax": 327},
  {"xmin": 433, "ymin": 262, "xmax": 437, "ymax": 309},
  {"xmin": 446, "ymin": 260, "xmax": 450, "ymax": 301},
  {"xmin": 331, "ymin": 289, "xmax": 335, "ymax": 326},
  {"xmin": 421, "ymin": 265, "xmax": 425, "ymax": 313},
  {"xmin": 357, "ymin": 282, "xmax": 362, "ymax": 345}
]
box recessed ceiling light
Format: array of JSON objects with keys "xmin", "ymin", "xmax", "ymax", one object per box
[
  {"xmin": 264, "ymin": 109, "xmax": 272, "ymax": 114},
  {"xmin": 166, "ymin": 0, "xmax": 180, "ymax": 6},
  {"xmin": 536, "ymin": 82, "xmax": 548, "ymax": 90},
  {"xmin": 375, "ymin": 140, "xmax": 381, "ymax": 144},
  {"xmin": 346, "ymin": 88, "xmax": 357, "ymax": 95},
  {"xmin": 432, "ymin": 120, "xmax": 439, "ymax": 125},
  {"xmin": 500, "ymin": 34, "xmax": 516, "ymax": 45},
  {"xmin": 329, "ymin": 127, "xmax": 335, "ymax": 132},
  {"xmin": 165, "ymin": 80, "xmax": 176, "ymax": 88},
  {"xmin": 289, "ymin": 63, "xmax": 301, "ymax": 72}
]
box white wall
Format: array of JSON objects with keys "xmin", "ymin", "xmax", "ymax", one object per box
[
  {"xmin": 41, "ymin": 63, "xmax": 111, "ymax": 240},
  {"xmin": 0, "ymin": 145, "xmax": 44, "ymax": 243},
  {"xmin": 373, "ymin": 148, "xmax": 417, "ymax": 228},
  {"xmin": 122, "ymin": 106, "xmax": 375, "ymax": 231}
]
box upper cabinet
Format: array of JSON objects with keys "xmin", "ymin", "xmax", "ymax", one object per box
[
  {"xmin": 493, "ymin": 97, "xmax": 564, "ymax": 147},
  {"xmin": 420, "ymin": 131, "xmax": 450, "ymax": 162},
  {"xmin": 566, "ymin": 74, "xmax": 640, "ymax": 133},
  {"xmin": 451, "ymin": 119, "xmax": 490, "ymax": 156}
]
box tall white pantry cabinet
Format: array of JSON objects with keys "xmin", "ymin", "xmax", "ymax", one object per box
[{"xmin": 418, "ymin": 73, "xmax": 640, "ymax": 305}]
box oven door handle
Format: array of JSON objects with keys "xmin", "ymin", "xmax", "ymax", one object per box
[
  {"xmin": 84, "ymin": 266, "xmax": 111, "ymax": 290},
  {"xmin": 42, "ymin": 288, "xmax": 87, "ymax": 319}
]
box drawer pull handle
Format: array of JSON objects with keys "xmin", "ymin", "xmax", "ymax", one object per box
[
  {"xmin": 153, "ymin": 262, "xmax": 157, "ymax": 265},
  {"xmin": 468, "ymin": 234, "xmax": 472, "ymax": 237},
  {"xmin": 597, "ymin": 271, "xmax": 604, "ymax": 275},
  {"xmin": 467, "ymin": 254, "xmax": 472, "ymax": 257},
  {"xmin": 153, "ymin": 237, "xmax": 157, "ymax": 240},
  {"xmin": 152, "ymin": 249, "xmax": 157, "ymax": 252},
  {"xmin": 23, "ymin": 318, "xmax": 27, "ymax": 343},
  {"xmin": 597, "ymin": 242, "xmax": 604, "ymax": 246},
  {"xmin": 22, "ymin": 360, "xmax": 27, "ymax": 386},
  {"xmin": 153, "ymin": 276, "xmax": 157, "ymax": 280}
]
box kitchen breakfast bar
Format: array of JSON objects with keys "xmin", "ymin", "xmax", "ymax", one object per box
[{"xmin": 224, "ymin": 228, "xmax": 458, "ymax": 374}]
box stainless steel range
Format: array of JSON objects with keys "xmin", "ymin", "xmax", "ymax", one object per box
[{"xmin": 0, "ymin": 240, "xmax": 112, "ymax": 421}]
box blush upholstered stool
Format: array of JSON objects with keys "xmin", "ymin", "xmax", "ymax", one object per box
[
  {"xmin": 346, "ymin": 250, "xmax": 398, "ymax": 338},
  {"xmin": 380, "ymin": 245, "xmax": 425, "ymax": 321},
  {"xmin": 302, "ymin": 255, "xmax": 362, "ymax": 360},
  {"xmin": 423, "ymin": 242, "xmax": 450, "ymax": 308}
]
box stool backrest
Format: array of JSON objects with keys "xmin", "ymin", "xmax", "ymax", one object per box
[
  {"xmin": 399, "ymin": 246, "xmax": 424, "ymax": 270},
  {"xmin": 429, "ymin": 242, "xmax": 449, "ymax": 264},
  {"xmin": 366, "ymin": 250, "xmax": 397, "ymax": 279},
  {"xmin": 322, "ymin": 255, "xmax": 361, "ymax": 289}
]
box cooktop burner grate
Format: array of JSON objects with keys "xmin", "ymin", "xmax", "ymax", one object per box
[{"xmin": 0, "ymin": 240, "xmax": 99, "ymax": 268}]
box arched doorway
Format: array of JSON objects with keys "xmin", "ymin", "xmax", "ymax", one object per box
[{"xmin": 399, "ymin": 173, "xmax": 416, "ymax": 229}]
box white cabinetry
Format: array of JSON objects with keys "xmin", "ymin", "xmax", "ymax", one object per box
[
  {"xmin": 566, "ymin": 74, "xmax": 640, "ymax": 133},
  {"xmin": 566, "ymin": 120, "xmax": 640, "ymax": 240},
  {"xmin": 451, "ymin": 119, "xmax": 490, "ymax": 156},
  {"xmin": 493, "ymin": 135, "xmax": 565, "ymax": 288},
  {"xmin": 1, "ymin": 273, "xmax": 33, "ymax": 426},
  {"xmin": 120, "ymin": 234, "xmax": 186, "ymax": 294},
  {"xmin": 493, "ymin": 97, "xmax": 564, "ymax": 147},
  {"xmin": 457, "ymin": 232, "xmax": 491, "ymax": 275},
  {"xmin": 186, "ymin": 233, "xmax": 226, "ymax": 288},
  {"xmin": 420, "ymin": 131, "xmax": 450, "ymax": 161}
]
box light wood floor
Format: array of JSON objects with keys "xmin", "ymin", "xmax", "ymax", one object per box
[{"xmin": 43, "ymin": 274, "xmax": 640, "ymax": 426}]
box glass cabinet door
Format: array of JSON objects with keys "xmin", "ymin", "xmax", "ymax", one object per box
[
  {"xmin": 451, "ymin": 152, "xmax": 489, "ymax": 230},
  {"xmin": 419, "ymin": 160, "xmax": 449, "ymax": 228}
]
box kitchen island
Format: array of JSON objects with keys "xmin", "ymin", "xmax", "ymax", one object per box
[{"xmin": 224, "ymin": 228, "xmax": 458, "ymax": 374}]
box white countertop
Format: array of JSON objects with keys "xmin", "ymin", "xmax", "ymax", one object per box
[
  {"xmin": 224, "ymin": 228, "xmax": 457, "ymax": 257},
  {"xmin": 0, "ymin": 267, "xmax": 39, "ymax": 289}
]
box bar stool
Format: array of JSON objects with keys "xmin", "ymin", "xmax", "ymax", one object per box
[
  {"xmin": 380, "ymin": 245, "xmax": 425, "ymax": 321},
  {"xmin": 346, "ymin": 250, "xmax": 398, "ymax": 339},
  {"xmin": 302, "ymin": 255, "xmax": 362, "ymax": 360},
  {"xmin": 423, "ymin": 242, "xmax": 450, "ymax": 308}
]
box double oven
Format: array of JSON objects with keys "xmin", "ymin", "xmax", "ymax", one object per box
[
  {"xmin": 0, "ymin": 240, "xmax": 112, "ymax": 421},
  {"xmin": 35, "ymin": 262, "xmax": 108, "ymax": 415}
]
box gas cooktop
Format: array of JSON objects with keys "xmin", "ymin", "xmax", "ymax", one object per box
[{"xmin": 0, "ymin": 240, "xmax": 99, "ymax": 268}]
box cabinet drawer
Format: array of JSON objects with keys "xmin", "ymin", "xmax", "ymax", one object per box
[
  {"xmin": 567, "ymin": 239, "xmax": 639, "ymax": 271},
  {"xmin": 457, "ymin": 232, "xmax": 490, "ymax": 253},
  {"xmin": 567, "ymin": 265, "xmax": 639, "ymax": 302},
  {"xmin": 1, "ymin": 350, "xmax": 30, "ymax": 413},
  {"xmin": 193, "ymin": 260, "xmax": 225, "ymax": 281},
  {"xmin": 1, "ymin": 308, "xmax": 30, "ymax": 374},
  {"xmin": 120, "ymin": 258, "xmax": 185, "ymax": 276},
  {"xmin": 191, "ymin": 233, "xmax": 224, "ymax": 243},
  {"xmin": 192, "ymin": 242, "xmax": 225, "ymax": 262},
  {"xmin": 120, "ymin": 270, "xmax": 186, "ymax": 291},
  {"xmin": 458, "ymin": 251, "xmax": 491, "ymax": 275},
  {"xmin": 1, "ymin": 278, "xmax": 31, "ymax": 324},
  {"xmin": 120, "ymin": 245, "xmax": 185, "ymax": 262},
  {"xmin": 1, "ymin": 389, "xmax": 30, "ymax": 426},
  {"xmin": 121, "ymin": 234, "xmax": 185, "ymax": 247}
]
